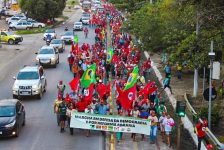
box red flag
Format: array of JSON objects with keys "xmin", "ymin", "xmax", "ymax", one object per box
[
  {"xmin": 71, "ymin": 42, "xmax": 75, "ymax": 53},
  {"xmin": 83, "ymin": 83, "xmax": 94, "ymax": 103},
  {"xmin": 112, "ymin": 54, "xmax": 119, "ymax": 63},
  {"xmin": 118, "ymin": 84, "xmax": 136, "ymax": 110},
  {"xmin": 75, "ymin": 43, "xmax": 79, "ymax": 55},
  {"xmin": 138, "ymin": 81, "xmax": 157, "ymax": 102},
  {"xmin": 96, "ymin": 83, "xmax": 110, "ymax": 100},
  {"xmin": 69, "ymin": 76, "xmax": 80, "ymax": 92}
]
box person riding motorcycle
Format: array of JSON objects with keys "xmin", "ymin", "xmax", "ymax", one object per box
[
  {"xmin": 65, "ymin": 26, "xmax": 68, "ymax": 31},
  {"xmin": 46, "ymin": 33, "xmax": 52, "ymax": 45}
]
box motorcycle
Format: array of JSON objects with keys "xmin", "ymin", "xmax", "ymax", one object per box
[{"xmin": 46, "ymin": 38, "xmax": 51, "ymax": 45}]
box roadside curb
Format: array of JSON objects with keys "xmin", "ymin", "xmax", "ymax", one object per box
[{"xmin": 144, "ymin": 51, "xmax": 207, "ymax": 150}]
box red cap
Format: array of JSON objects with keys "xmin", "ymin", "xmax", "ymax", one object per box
[{"xmin": 59, "ymin": 80, "xmax": 63, "ymax": 85}]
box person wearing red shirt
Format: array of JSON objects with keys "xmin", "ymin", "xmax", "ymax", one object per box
[
  {"xmin": 195, "ymin": 120, "xmax": 210, "ymax": 150},
  {"xmin": 76, "ymin": 96, "xmax": 88, "ymax": 112}
]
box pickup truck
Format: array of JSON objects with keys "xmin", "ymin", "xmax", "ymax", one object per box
[{"xmin": 0, "ymin": 31, "xmax": 23, "ymax": 44}]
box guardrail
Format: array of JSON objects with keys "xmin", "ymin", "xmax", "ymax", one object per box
[{"xmin": 184, "ymin": 93, "xmax": 224, "ymax": 150}]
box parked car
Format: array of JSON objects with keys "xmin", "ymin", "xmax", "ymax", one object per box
[
  {"xmin": 35, "ymin": 46, "xmax": 59, "ymax": 67},
  {"xmin": 73, "ymin": 22, "xmax": 83, "ymax": 31},
  {"xmin": 9, "ymin": 22, "xmax": 33, "ymax": 30},
  {"xmin": 27, "ymin": 20, "xmax": 45, "ymax": 28},
  {"xmin": 6, "ymin": 13, "xmax": 26, "ymax": 24},
  {"xmin": 81, "ymin": 17, "xmax": 90, "ymax": 25},
  {"xmin": 6, "ymin": 16, "xmax": 20, "ymax": 24},
  {"xmin": 0, "ymin": 31, "xmax": 23, "ymax": 45},
  {"xmin": 61, "ymin": 31, "xmax": 74, "ymax": 43},
  {"xmin": 50, "ymin": 39, "xmax": 65, "ymax": 53},
  {"xmin": 0, "ymin": 99, "xmax": 25, "ymax": 137},
  {"xmin": 12, "ymin": 66, "xmax": 47, "ymax": 99},
  {"xmin": 43, "ymin": 29, "xmax": 57, "ymax": 40}
]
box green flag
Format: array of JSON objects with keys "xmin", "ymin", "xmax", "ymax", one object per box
[
  {"xmin": 74, "ymin": 35, "xmax": 79, "ymax": 43},
  {"xmin": 106, "ymin": 48, "xmax": 114, "ymax": 63},
  {"xmin": 80, "ymin": 63, "xmax": 96, "ymax": 88},
  {"xmin": 123, "ymin": 66, "xmax": 139, "ymax": 90}
]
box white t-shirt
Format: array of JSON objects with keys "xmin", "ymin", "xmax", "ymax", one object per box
[
  {"xmin": 85, "ymin": 108, "xmax": 94, "ymax": 114},
  {"xmin": 163, "ymin": 118, "xmax": 174, "ymax": 132},
  {"xmin": 130, "ymin": 110, "xmax": 140, "ymax": 118},
  {"xmin": 159, "ymin": 116, "xmax": 166, "ymax": 124}
]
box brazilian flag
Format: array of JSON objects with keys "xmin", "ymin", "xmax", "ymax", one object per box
[
  {"xmin": 106, "ymin": 48, "xmax": 114, "ymax": 63},
  {"xmin": 74, "ymin": 35, "xmax": 79, "ymax": 43},
  {"xmin": 80, "ymin": 63, "xmax": 96, "ymax": 88},
  {"xmin": 124, "ymin": 66, "xmax": 139, "ymax": 90}
]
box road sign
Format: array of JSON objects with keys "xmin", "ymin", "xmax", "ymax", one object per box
[{"xmin": 203, "ymin": 88, "xmax": 217, "ymax": 101}]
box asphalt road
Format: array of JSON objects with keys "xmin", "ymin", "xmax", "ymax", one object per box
[{"xmin": 0, "ymin": 8, "xmax": 104, "ymax": 150}]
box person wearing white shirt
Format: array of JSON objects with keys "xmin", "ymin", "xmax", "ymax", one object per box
[
  {"xmin": 84, "ymin": 105, "xmax": 94, "ymax": 137},
  {"xmin": 162, "ymin": 115, "xmax": 174, "ymax": 147},
  {"xmin": 159, "ymin": 112, "xmax": 167, "ymax": 141},
  {"xmin": 130, "ymin": 106, "xmax": 140, "ymax": 141}
]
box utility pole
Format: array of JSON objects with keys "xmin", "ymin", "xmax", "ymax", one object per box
[
  {"xmin": 208, "ymin": 41, "xmax": 215, "ymax": 129},
  {"xmin": 193, "ymin": 2, "xmax": 200, "ymax": 97}
]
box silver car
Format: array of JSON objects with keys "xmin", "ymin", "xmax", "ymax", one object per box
[
  {"xmin": 12, "ymin": 66, "xmax": 47, "ymax": 99},
  {"xmin": 82, "ymin": 17, "xmax": 90, "ymax": 25},
  {"xmin": 9, "ymin": 22, "xmax": 33, "ymax": 30},
  {"xmin": 50, "ymin": 39, "xmax": 65, "ymax": 53},
  {"xmin": 35, "ymin": 46, "xmax": 59, "ymax": 68},
  {"xmin": 73, "ymin": 22, "xmax": 83, "ymax": 31},
  {"xmin": 61, "ymin": 31, "xmax": 74, "ymax": 43}
]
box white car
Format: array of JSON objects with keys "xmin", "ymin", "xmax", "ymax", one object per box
[
  {"xmin": 12, "ymin": 66, "xmax": 47, "ymax": 99},
  {"xmin": 28, "ymin": 20, "xmax": 45, "ymax": 28},
  {"xmin": 6, "ymin": 16, "xmax": 20, "ymax": 24},
  {"xmin": 82, "ymin": 17, "xmax": 90, "ymax": 25},
  {"xmin": 61, "ymin": 31, "xmax": 74, "ymax": 43},
  {"xmin": 6, "ymin": 14, "xmax": 26, "ymax": 24},
  {"xmin": 35, "ymin": 46, "xmax": 59, "ymax": 68},
  {"xmin": 73, "ymin": 22, "xmax": 83, "ymax": 31},
  {"xmin": 9, "ymin": 22, "xmax": 33, "ymax": 30},
  {"xmin": 43, "ymin": 29, "xmax": 57, "ymax": 40},
  {"xmin": 50, "ymin": 39, "xmax": 65, "ymax": 53}
]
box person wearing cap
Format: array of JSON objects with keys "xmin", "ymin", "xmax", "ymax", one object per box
[
  {"xmin": 162, "ymin": 114, "xmax": 174, "ymax": 147},
  {"xmin": 57, "ymin": 80, "xmax": 66, "ymax": 98},
  {"xmin": 148, "ymin": 111, "xmax": 158, "ymax": 144},
  {"xmin": 195, "ymin": 119, "xmax": 210, "ymax": 150},
  {"xmin": 53, "ymin": 95, "xmax": 63, "ymax": 126}
]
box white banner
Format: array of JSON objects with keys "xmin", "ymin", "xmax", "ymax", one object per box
[{"xmin": 70, "ymin": 112, "xmax": 151, "ymax": 135}]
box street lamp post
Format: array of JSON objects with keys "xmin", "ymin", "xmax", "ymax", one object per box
[{"xmin": 208, "ymin": 41, "xmax": 215, "ymax": 129}]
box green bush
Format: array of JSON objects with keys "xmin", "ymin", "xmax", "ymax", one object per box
[
  {"xmin": 198, "ymin": 105, "xmax": 223, "ymax": 126},
  {"xmin": 16, "ymin": 27, "xmax": 48, "ymax": 35}
]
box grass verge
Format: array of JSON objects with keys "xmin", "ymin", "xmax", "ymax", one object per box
[{"xmin": 16, "ymin": 27, "xmax": 48, "ymax": 35}]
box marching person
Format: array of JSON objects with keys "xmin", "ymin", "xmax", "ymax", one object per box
[
  {"xmin": 84, "ymin": 105, "xmax": 94, "ymax": 137},
  {"xmin": 67, "ymin": 51, "xmax": 74, "ymax": 71},
  {"xmin": 130, "ymin": 106, "xmax": 140, "ymax": 141},
  {"xmin": 57, "ymin": 80, "xmax": 66, "ymax": 98},
  {"xmin": 148, "ymin": 111, "xmax": 158, "ymax": 144},
  {"xmin": 159, "ymin": 112, "xmax": 167, "ymax": 142},
  {"xmin": 58, "ymin": 100, "xmax": 67, "ymax": 133},
  {"xmin": 195, "ymin": 120, "xmax": 210, "ymax": 150},
  {"xmin": 53, "ymin": 94, "xmax": 63, "ymax": 126},
  {"xmin": 84, "ymin": 27, "xmax": 89, "ymax": 38},
  {"xmin": 163, "ymin": 114, "xmax": 174, "ymax": 147}
]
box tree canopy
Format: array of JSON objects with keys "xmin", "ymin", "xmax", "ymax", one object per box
[
  {"xmin": 118, "ymin": 0, "xmax": 224, "ymax": 68},
  {"xmin": 19, "ymin": 0, "xmax": 66, "ymax": 21}
]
